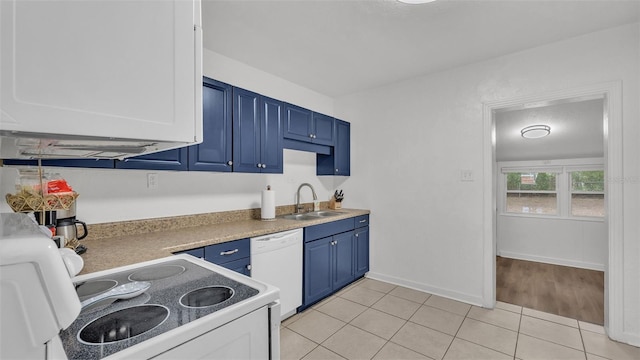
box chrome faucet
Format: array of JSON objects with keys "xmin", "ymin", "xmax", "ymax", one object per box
[{"xmin": 296, "ymin": 183, "xmax": 317, "ymax": 213}]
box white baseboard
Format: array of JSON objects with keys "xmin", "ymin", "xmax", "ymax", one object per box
[
  {"xmin": 497, "ymin": 251, "xmax": 605, "ymax": 271},
  {"xmin": 365, "ymin": 272, "xmax": 485, "ymax": 308}
]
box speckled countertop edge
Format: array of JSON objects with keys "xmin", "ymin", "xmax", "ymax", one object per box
[{"xmin": 79, "ymin": 208, "xmax": 369, "ymax": 274}]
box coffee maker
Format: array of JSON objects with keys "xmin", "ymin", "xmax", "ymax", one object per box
[{"xmin": 35, "ymin": 203, "xmax": 88, "ymax": 252}]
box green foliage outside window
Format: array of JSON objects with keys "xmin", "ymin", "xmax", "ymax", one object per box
[{"xmin": 571, "ymin": 171, "xmax": 605, "ymax": 192}]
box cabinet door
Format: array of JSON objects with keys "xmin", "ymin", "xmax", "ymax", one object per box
[
  {"xmin": 115, "ymin": 148, "xmax": 188, "ymax": 171},
  {"xmin": 303, "ymin": 237, "xmax": 334, "ymax": 306},
  {"xmin": 312, "ymin": 113, "xmax": 335, "ymax": 146},
  {"xmin": 283, "ymin": 104, "xmax": 313, "ymax": 142},
  {"xmin": 333, "ymin": 231, "xmax": 355, "ymax": 290},
  {"xmin": 233, "ymin": 88, "xmax": 261, "ymax": 173},
  {"xmin": 219, "ymin": 258, "xmax": 251, "ymax": 277},
  {"xmin": 1, "ymin": 0, "xmax": 201, "ymax": 145},
  {"xmin": 354, "ymin": 227, "xmax": 370, "ymax": 278},
  {"xmin": 189, "ymin": 78, "xmax": 233, "ymax": 172},
  {"xmin": 316, "ymin": 119, "xmax": 350, "ymax": 176},
  {"xmin": 334, "ymin": 120, "xmax": 351, "ymax": 176},
  {"xmin": 260, "ymin": 96, "xmax": 284, "ymax": 173}
]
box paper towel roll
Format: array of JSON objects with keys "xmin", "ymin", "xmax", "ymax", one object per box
[{"xmin": 261, "ymin": 187, "xmax": 276, "ymax": 220}]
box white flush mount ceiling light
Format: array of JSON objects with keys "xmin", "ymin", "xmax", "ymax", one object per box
[
  {"xmin": 521, "ymin": 125, "xmax": 551, "ymax": 139},
  {"xmin": 397, "ymin": 0, "xmax": 438, "ymax": 4}
]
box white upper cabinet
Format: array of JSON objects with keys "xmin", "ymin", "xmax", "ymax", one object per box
[{"xmin": 0, "ymin": 0, "xmax": 202, "ymax": 159}]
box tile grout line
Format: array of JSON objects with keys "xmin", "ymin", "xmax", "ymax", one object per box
[
  {"xmin": 441, "ymin": 305, "xmax": 473, "ymax": 359},
  {"xmin": 576, "ymin": 322, "xmax": 590, "ymax": 360},
  {"xmin": 513, "ymin": 309, "xmax": 523, "ymax": 360}
]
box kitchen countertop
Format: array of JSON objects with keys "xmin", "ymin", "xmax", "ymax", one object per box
[{"xmin": 79, "ymin": 208, "xmax": 369, "ymax": 274}]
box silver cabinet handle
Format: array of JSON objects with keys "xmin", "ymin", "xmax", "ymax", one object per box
[
  {"xmin": 227, "ymin": 160, "xmax": 233, "ymax": 166},
  {"xmin": 359, "ymin": 220, "xmax": 367, "ymax": 223},
  {"xmin": 309, "ymin": 134, "xmax": 314, "ymax": 138},
  {"xmin": 335, "ymin": 168, "xmax": 339, "ymax": 172},
  {"xmin": 220, "ymin": 249, "xmax": 239, "ymax": 256},
  {"xmin": 246, "ymin": 264, "xmax": 252, "ymax": 270},
  {"xmin": 257, "ymin": 163, "xmax": 262, "ymax": 168},
  {"xmin": 355, "ymin": 233, "xmax": 359, "ymax": 237},
  {"xmin": 261, "ymin": 164, "xmax": 266, "ymax": 168},
  {"xmin": 313, "ymin": 134, "xmax": 317, "ymax": 139}
]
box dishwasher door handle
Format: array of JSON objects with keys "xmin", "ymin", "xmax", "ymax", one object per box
[{"xmin": 257, "ymin": 234, "xmax": 294, "ymax": 242}]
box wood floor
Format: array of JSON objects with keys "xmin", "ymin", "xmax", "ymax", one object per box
[{"xmin": 496, "ymin": 256, "xmax": 604, "ymax": 325}]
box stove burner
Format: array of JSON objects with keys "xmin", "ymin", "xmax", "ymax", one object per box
[
  {"xmin": 128, "ymin": 265, "xmax": 186, "ymax": 281},
  {"xmin": 179, "ymin": 286, "xmax": 234, "ymax": 308},
  {"xmin": 78, "ymin": 305, "xmax": 169, "ymax": 345},
  {"xmin": 75, "ymin": 279, "xmax": 118, "ymax": 298}
]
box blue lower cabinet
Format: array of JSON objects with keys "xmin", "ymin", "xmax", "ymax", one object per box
[
  {"xmin": 333, "ymin": 231, "xmax": 355, "ymax": 289},
  {"xmin": 174, "ymin": 238, "xmax": 250, "ymax": 276},
  {"xmin": 304, "ymin": 236, "xmax": 334, "ymax": 306},
  {"xmin": 301, "ymin": 216, "xmax": 370, "ymax": 309},
  {"xmin": 218, "ymin": 258, "xmax": 251, "ymax": 277},
  {"xmin": 176, "ymin": 247, "xmax": 204, "ymax": 259},
  {"xmin": 302, "ymin": 230, "xmax": 355, "ymax": 308},
  {"xmin": 354, "ymin": 226, "xmax": 369, "ymax": 278}
]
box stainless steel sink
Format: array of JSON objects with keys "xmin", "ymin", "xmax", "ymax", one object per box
[
  {"xmin": 281, "ymin": 211, "xmax": 344, "ymax": 220},
  {"xmin": 308, "ymin": 211, "xmax": 343, "ymax": 217}
]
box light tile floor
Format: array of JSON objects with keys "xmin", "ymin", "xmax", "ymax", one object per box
[{"xmin": 280, "ymin": 278, "xmax": 640, "ymax": 360}]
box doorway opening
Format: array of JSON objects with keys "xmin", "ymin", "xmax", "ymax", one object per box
[
  {"xmin": 493, "ymin": 96, "xmax": 605, "ymax": 324},
  {"xmin": 482, "ymin": 82, "xmax": 624, "ymax": 337}
]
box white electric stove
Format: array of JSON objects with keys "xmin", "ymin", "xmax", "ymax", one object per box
[{"xmin": 0, "ymin": 213, "xmax": 281, "ymax": 360}]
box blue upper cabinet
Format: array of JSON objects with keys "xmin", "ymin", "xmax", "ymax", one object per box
[
  {"xmin": 284, "ymin": 104, "xmax": 313, "ymax": 142},
  {"xmin": 317, "ymin": 119, "xmax": 350, "ymax": 176},
  {"xmin": 260, "ymin": 96, "xmax": 284, "ymax": 173},
  {"xmin": 233, "ymin": 88, "xmax": 261, "ymax": 173},
  {"xmin": 189, "ymin": 78, "xmax": 233, "ymax": 172},
  {"xmin": 115, "ymin": 148, "xmax": 188, "ymax": 171},
  {"xmin": 232, "ymin": 88, "xmax": 283, "ymax": 173},
  {"xmin": 312, "ymin": 112, "xmax": 335, "ymax": 146},
  {"xmin": 283, "ymin": 104, "xmax": 334, "ymax": 146}
]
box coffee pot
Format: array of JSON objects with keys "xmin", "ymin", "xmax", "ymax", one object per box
[{"xmin": 55, "ymin": 217, "xmax": 88, "ymax": 242}]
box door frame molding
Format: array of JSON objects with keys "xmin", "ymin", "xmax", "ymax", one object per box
[{"xmin": 481, "ymin": 81, "xmax": 623, "ymax": 339}]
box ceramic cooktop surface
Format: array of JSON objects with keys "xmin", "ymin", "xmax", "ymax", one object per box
[{"xmin": 59, "ymin": 259, "xmax": 259, "ymax": 359}]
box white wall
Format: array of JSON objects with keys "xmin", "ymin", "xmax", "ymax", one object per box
[
  {"xmin": 335, "ymin": 23, "xmax": 639, "ymax": 343},
  {"xmin": 0, "ymin": 50, "xmax": 339, "ymax": 224},
  {"xmin": 497, "ymin": 216, "xmax": 606, "ymax": 271}
]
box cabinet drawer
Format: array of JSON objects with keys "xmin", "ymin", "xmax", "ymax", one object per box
[
  {"xmin": 305, "ymin": 218, "xmax": 354, "ymax": 242},
  {"xmin": 354, "ymin": 215, "xmax": 369, "ymax": 228},
  {"xmin": 176, "ymin": 247, "xmax": 204, "ymax": 259},
  {"xmin": 204, "ymin": 238, "xmax": 250, "ymax": 264}
]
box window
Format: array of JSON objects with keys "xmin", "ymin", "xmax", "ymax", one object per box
[
  {"xmin": 506, "ymin": 172, "xmax": 558, "ymax": 215},
  {"xmin": 500, "ymin": 162, "xmax": 605, "ymax": 220},
  {"xmin": 570, "ymin": 170, "xmax": 605, "ymax": 217}
]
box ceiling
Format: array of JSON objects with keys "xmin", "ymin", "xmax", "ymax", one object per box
[
  {"xmin": 495, "ymin": 98, "xmax": 604, "ymax": 162},
  {"xmin": 202, "ymin": 0, "xmax": 639, "ymax": 98}
]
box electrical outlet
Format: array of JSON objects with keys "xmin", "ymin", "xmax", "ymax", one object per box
[
  {"xmin": 461, "ymin": 169, "xmax": 474, "ymax": 182},
  {"xmin": 147, "ymin": 173, "xmax": 158, "ymax": 189}
]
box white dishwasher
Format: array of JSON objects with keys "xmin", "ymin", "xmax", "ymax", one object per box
[{"xmin": 251, "ymin": 228, "xmax": 303, "ymax": 319}]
